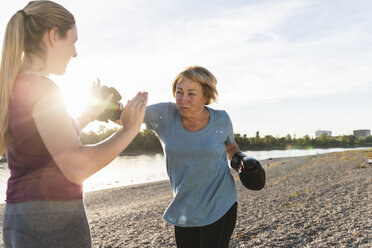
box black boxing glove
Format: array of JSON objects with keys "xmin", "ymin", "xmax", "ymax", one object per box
[
  {"xmin": 96, "ymin": 86, "xmax": 123, "ymax": 122},
  {"xmin": 231, "ymin": 152, "xmax": 266, "ymax": 190}
]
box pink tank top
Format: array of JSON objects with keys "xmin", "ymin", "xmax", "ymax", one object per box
[{"xmin": 6, "ymin": 75, "xmax": 82, "ymax": 202}]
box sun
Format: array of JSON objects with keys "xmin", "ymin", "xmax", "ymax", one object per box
[
  {"xmin": 50, "ymin": 74, "xmax": 93, "ymax": 119},
  {"xmin": 59, "ymin": 83, "xmax": 91, "ymax": 118},
  {"xmin": 53, "ymin": 75, "xmax": 122, "ymax": 133}
]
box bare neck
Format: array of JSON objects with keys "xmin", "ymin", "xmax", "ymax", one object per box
[
  {"xmin": 19, "ymin": 54, "xmax": 49, "ymax": 76},
  {"xmin": 180, "ymin": 107, "xmax": 210, "ymax": 132}
]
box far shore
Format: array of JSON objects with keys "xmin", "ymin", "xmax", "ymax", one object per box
[
  {"xmin": 119, "ymin": 150, "xmax": 164, "ymax": 156},
  {"xmin": 118, "ymin": 145, "xmax": 372, "ymax": 156}
]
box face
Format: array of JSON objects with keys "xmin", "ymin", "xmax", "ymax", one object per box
[
  {"xmin": 49, "ymin": 25, "xmax": 78, "ymax": 75},
  {"xmin": 175, "ymin": 77, "xmax": 208, "ymax": 118}
]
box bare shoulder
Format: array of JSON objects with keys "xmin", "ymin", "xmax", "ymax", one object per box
[{"xmin": 15, "ymin": 73, "xmax": 60, "ymax": 99}]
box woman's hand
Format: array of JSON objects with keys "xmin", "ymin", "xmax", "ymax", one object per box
[{"xmin": 120, "ymin": 91, "xmax": 148, "ymax": 133}]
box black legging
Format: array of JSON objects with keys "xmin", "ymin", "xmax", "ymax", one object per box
[{"xmin": 174, "ymin": 202, "xmax": 237, "ymax": 248}]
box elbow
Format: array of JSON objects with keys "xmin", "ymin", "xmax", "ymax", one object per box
[
  {"xmin": 64, "ymin": 173, "xmax": 84, "ymax": 186},
  {"xmin": 55, "ymin": 152, "xmax": 94, "ymax": 186},
  {"xmin": 59, "ymin": 162, "xmax": 87, "ymax": 186}
]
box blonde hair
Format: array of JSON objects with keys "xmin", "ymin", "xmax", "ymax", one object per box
[
  {"xmin": 172, "ymin": 65, "xmax": 218, "ymax": 105},
  {"xmin": 0, "ymin": 1, "xmax": 75, "ymax": 154}
]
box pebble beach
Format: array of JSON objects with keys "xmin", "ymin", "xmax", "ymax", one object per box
[{"xmin": 0, "ymin": 149, "xmax": 371, "ymax": 247}]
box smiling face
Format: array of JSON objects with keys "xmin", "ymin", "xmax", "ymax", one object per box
[
  {"xmin": 49, "ymin": 25, "xmax": 78, "ymax": 75},
  {"xmin": 175, "ymin": 77, "xmax": 208, "ymax": 118}
]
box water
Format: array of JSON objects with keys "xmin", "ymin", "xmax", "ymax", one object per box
[
  {"xmin": 83, "ymin": 154, "xmax": 167, "ymax": 192},
  {"xmin": 241, "ymin": 147, "xmax": 371, "ymax": 160},
  {"xmin": 0, "ymin": 147, "xmax": 370, "ymax": 203}
]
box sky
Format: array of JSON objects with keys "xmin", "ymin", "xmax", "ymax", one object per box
[{"xmin": 1, "ymin": 0, "xmax": 372, "ymax": 138}]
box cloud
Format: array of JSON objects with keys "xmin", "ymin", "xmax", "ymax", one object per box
[
  {"xmin": 1, "ymin": 0, "xmax": 371, "ymax": 107},
  {"xmin": 71, "ymin": 0, "xmax": 371, "ymax": 107}
]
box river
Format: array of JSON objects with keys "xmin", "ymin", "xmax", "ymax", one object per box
[{"xmin": 0, "ymin": 147, "xmax": 370, "ymax": 203}]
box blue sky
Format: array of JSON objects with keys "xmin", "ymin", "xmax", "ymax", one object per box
[{"xmin": 1, "ymin": 0, "xmax": 371, "ymax": 137}]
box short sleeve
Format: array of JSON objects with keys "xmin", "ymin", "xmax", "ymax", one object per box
[
  {"xmin": 224, "ymin": 111, "xmax": 234, "ymax": 146},
  {"xmin": 144, "ymin": 102, "xmax": 174, "ymax": 139},
  {"xmin": 144, "ymin": 104, "xmax": 161, "ymax": 131}
]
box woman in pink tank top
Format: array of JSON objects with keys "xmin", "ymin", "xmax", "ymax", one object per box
[{"xmin": 0, "ymin": 1, "xmax": 148, "ymax": 247}]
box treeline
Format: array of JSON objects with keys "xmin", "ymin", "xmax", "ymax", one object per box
[
  {"xmin": 80, "ymin": 126, "xmax": 163, "ymax": 154},
  {"xmin": 80, "ymin": 127, "xmax": 372, "ymax": 154},
  {"xmin": 235, "ymin": 131, "xmax": 372, "ymax": 150}
]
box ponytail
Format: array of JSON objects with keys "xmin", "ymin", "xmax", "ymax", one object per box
[
  {"xmin": 0, "ymin": 1, "xmax": 75, "ymax": 155},
  {"xmin": 0, "ymin": 11, "xmax": 25, "ymax": 154}
]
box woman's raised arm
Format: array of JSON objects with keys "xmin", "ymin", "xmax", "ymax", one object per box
[{"xmin": 33, "ymin": 79, "xmax": 148, "ymax": 185}]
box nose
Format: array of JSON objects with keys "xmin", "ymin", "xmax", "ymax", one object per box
[{"xmin": 180, "ymin": 94, "xmax": 188, "ymax": 104}]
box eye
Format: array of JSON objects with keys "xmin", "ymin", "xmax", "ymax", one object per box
[
  {"xmin": 176, "ymin": 91, "xmax": 183, "ymax": 95},
  {"xmin": 188, "ymin": 93, "xmax": 195, "ymax": 96}
]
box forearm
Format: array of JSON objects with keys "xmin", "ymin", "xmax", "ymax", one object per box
[
  {"xmin": 225, "ymin": 140, "xmax": 241, "ymax": 161},
  {"xmin": 57, "ymin": 128, "xmax": 138, "ymax": 185},
  {"xmin": 76, "ymin": 113, "xmax": 95, "ymax": 130}
]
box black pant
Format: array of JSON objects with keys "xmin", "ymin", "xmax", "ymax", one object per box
[{"xmin": 174, "ymin": 202, "xmax": 237, "ymax": 248}]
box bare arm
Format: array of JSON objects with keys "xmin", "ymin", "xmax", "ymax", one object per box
[
  {"xmin": 33, "ymin": 84, "xmax": 147, "ymax": 185},
  {"xmin": 76, "ymin": 114, "xmax": 95, "ymax": 130},
  {"xmin": 225, "ymin": 140, "xmax": 240, "ymax": 161}
]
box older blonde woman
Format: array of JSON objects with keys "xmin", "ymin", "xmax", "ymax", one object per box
[{"xmin": 145, "ymin": 66, "xmax": 241, "ymax": 248}]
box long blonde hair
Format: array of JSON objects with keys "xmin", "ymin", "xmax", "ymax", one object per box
[{"xmin": 0, "ymin": 1, "xmax": 75, "ymax": 154}]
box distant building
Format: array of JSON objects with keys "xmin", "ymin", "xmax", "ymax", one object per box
[
  {"xmin": 353, "ymin": 129, "xmax": 371, "ymax": 139},
  {"xmin": 315, "ymin": 130, "xmax": 332, "ymax": 138}
]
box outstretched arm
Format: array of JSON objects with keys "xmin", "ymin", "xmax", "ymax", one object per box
[{"xmin": 33, "ymin": 78, "xmax": 148, "ymax": 185}]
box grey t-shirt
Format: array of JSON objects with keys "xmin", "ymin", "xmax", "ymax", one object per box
[{"xmin": 145, "ymin": 102, "xmax": 238, "ymax": 227}]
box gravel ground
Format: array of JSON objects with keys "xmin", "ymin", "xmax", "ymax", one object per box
[{"xmin": 0, "ymin": 149, "xmax": 371, "ymax": 247}]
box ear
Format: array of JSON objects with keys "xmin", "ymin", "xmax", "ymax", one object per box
[
  {"xmin": 44, "ymin": 28, "xmax": 59, "ymax": 47},
  {"xmin": 203, "ymin": 95, "xmax": 209, "ymax": 105}
]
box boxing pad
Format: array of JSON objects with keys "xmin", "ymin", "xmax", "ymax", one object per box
[
  {"xmin": 96, "ymin": 86, "xmax": 123, "ymax": 122},
  {"xmin": 231, "ymin": 152, "xmax": 266, "ymax": 190}
]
